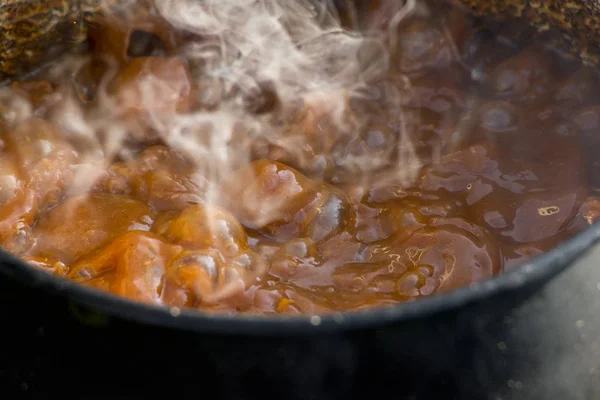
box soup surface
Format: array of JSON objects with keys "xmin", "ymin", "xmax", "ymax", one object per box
[{"xmin": 1, "ymin": 0, "xmax": 600, "ymax": 314}]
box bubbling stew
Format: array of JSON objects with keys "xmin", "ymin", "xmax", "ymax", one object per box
[{"xmin": 1, "ymin": 0, "xmax": 600, "ymax": 315}]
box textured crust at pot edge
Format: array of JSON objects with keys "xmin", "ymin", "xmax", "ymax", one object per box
[
  {"xmin": 0, "ymin": 0, "xmax": 116, "ymax": 78},
  {"xmin": 455, "ymin": 0, "xmax": 600, "ymax": 65}
]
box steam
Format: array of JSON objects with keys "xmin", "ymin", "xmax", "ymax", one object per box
[
  {"xmin": 148, "ymin": 0, "xmax": 392, "ymax": 199},
  {"xmin": 50, "ymin": 0, "xmax": 423, "ymax": 197},
  {"xmin": 155, "ymin": 0, "xmax": 367, "ymax": 92},
  {"xmin": 3, "ymin": 0, "xmax": 427, "ymax": 246}
]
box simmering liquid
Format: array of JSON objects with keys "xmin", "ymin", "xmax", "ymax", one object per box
[{"xmin": 0, "ymin": 0, "xmax": 599, "ymax": 314}]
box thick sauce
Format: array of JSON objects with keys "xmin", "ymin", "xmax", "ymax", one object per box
[{"xmin": 1, "ymin": 1, "xmax": 600, "ymax": 314}]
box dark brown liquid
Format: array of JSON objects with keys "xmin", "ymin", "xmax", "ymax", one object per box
[{"xmin": 0, "ymin": 1, "xmax": 599, "ymax": 314}]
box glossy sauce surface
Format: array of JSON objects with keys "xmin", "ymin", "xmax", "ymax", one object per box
[{"xmin": 1, "ymin": 1, "xmax": 600, "ymax": 314}]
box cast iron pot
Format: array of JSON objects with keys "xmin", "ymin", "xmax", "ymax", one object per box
[{"xmin": 1, "ymin": 1, "xmax": 600, "ymax": 399}]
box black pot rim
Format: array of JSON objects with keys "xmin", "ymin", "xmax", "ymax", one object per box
[{"xmin": 1, "ymin": 221, "xmax": 599, "ymax": 336}]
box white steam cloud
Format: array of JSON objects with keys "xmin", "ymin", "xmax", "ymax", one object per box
[{"xmin": 4, "ymin": 0, "xmax": 425, "ymax": 230}]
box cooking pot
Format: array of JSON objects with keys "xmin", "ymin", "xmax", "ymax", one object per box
[{"xmin": 1, "ymin": 1, "xmax": 600, "ymax": 399}]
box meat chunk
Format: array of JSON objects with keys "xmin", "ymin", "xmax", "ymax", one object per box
[
  {"xmin": 153, "ymin": 203, "xmax": 267, "ymax": 304},
  {"xmin": 222, "ymin": 160, "xmax": 354, "ymax": 242},
  {"xmin": 484, "ymin": 45, "xmax": 559, "ymax": 104},
  {"xmin": 572, "ymin": 105, "xmax": 600, "ymax": 133},
  {"xmin": 353, "ymin": 195, "xmax": 459, "ymax": 244},
  {"xmin": 153, "ymin": 204, "xmax": 248, "ymax": 252},
  {"xmin": 5, "ymin": 118, "xmax": 74, "ymax": 169},
  {"xmin": 306, "ymin": 185, "xmax": 354, "ymax": 243},
  {"xmin": 164, "ymin": 247, "xmax": 265, "ymax": 306},
  {"xmin": 68, "ymin": 231, "xmax": 180, "ymax": 304},
  {"xmin": 112, "ymin": 57, "xmax": 195, "ymax": 113},
  {"xmin": 0, "ymin": 154, "xmax": 21, "ymax": 206},
  {"xmin": 0, "ymin": 119, "xmax": 78, "ymax": 246},
  {"xmin": 109, "ymin": 57, "xmax": 196, "ymax": 139},
  {"xmin": 4, "ymin": 119, "xmax": 79, "ymax": 209},
  {"xmin": 552, "ymin": 66, "xmax": 600, "ymax": 109},
  {"xmin": 0, "ymin": 191, "xmax": 36, "ymax": 254},
  {"xmin": 253, "ymin": 93, "xmax": 358, "ymax": 181},
  {"xmin": 31, "ymin": 193, "xmax": 154, "ymax": 264},
  {"xmin": 266, "ymin": 238, "xmax": 318, "ymax": 281},
  {"xmin": 393, "ymin": 17, "xmax": 456, "ymax": 75},
  {"xmin": 96, "ymin": 145, "xmax": 206, "ymax": 211},
  {"xmin": 221, "ymin": 160, "xmax": 320, "ymax": 234},
  {"xmin": 69, "ymin": 225, "xmax": 266, "ymax": 306},
  {"xmin": 11, "ymin": 80, "xmax": 62, "ymax": 116}
]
